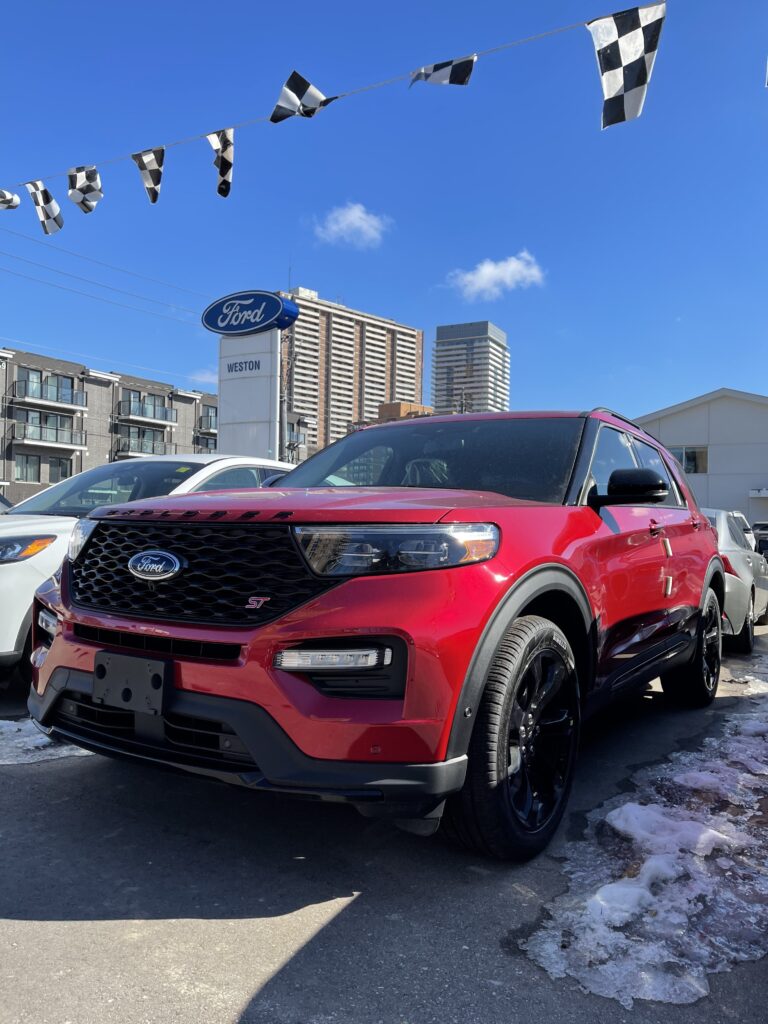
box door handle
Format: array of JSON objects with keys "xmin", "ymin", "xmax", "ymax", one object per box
[
  {"xmin": 649, "ymin": 519, "xmax": 663, "ymax": 537},
  {"xmin": 690, "ymin": 517, "xmax": 701, "ymax": 530}
]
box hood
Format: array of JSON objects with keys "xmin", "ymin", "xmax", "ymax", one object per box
[
  {"xmin": 91, "ymin": 487, "xmax": 539, "ymax": 526},
  {"xmin": 0, "ymin": 512, "xmax": 77, "ymax": 536}
]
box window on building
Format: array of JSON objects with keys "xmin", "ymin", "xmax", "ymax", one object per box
[
  {"xmin": 18, "ymin": 366, "xmax": 42, "ymax": 399},
  {"xmin": 48, "ymin": 373, "xmax": 75, "ymax": 402},
  {"xmin": 144, "ymin": 393, "xmax": 166, "ymax": 415},
  {"xmin": 668, "ymin": 446, "xmax": 708, "ymax": 474},
  {"xmin": 15, "ymin": 454, "xmax": 41, "ymax": 483},
  {"xmin": 197, "ymin": 436, "xmax": 217, "ymax": 452},
  {"xmin": 49, "ymin": 457, "xmax": 72, "ymax": 483},
  {"xmin": 631, "ymin": 438, "xmax": 683, "ymax": 507}
]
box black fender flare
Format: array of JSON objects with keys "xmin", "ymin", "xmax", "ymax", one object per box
[
  {"xmin": 445, "ymin": 565, "xmax": 594, "ymax": 759},
  {"xmin": 701, "ymin": 556, "xmax": 725, "ymax": 609}
]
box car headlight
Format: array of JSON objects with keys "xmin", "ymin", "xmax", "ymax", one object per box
[
  {"xmin": 293, "ymin": 523, "xmax": 499, "ymax": 577},
  {"xmin": 68, "ymin": 519, "xmax": 98, "ymax": 562},
  {"xmin": 0, "ymin": 536, "xmax": 57, "ymax": 564}
]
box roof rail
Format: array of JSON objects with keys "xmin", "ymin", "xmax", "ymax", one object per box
[{"xmin": 585, "ymin": 407, "xmax": 645, "ymax": 432}]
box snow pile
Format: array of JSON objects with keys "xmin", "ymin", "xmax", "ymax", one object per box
[
  {"xmin": 0, "ymin": 718, "xmax": 91, "ymax": 765},
  {"xmin": 522, "ymin": 676, "xmax": 768, "ymax": 1008}
]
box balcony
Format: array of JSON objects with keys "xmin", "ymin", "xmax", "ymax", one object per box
[
  {"xmin": 13, "ymin": 422, "xmax": 87, "ymax": 449},
  {"xmin": 115, "ymin": 437, "xmax": 177, "ymax": 458},
  {"xmin": 117, "ymin": 400, "xmax": 177, "ymax": 425},
  {"xmin": 198, "ymin": 414, "xmax": 218, "ymax": 434},
  {"xmin": 13, "ymin": 380, "xmax": 87, "ymax": 410}
]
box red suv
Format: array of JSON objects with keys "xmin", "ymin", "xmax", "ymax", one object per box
[{"xmin": 29, "ymin": 410, "xmax": 723, "ymax": 860}]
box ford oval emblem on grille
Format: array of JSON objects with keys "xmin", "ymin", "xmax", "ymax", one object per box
[{"xmin": 127, "ymin": 550, "xmax": 183, "ymax": 582}]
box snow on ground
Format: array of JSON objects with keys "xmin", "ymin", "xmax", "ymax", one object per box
[
  {"xmin": 523, "ymin": 669, "xmax": 768, "ymax": 1009},
  {"xmin": 0, "ymin": 718, "xmax": 91, "ymax": 765}
]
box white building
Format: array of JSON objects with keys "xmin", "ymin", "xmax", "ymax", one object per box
[
  {"xmin": 637, "ymin": 388, "xmax": 768, "ymax": 522},
  {"xmin": 432, "ymin": 321, "xmax": 510, "ymax": 415},
  {"xmin": 279, "ymin": 288, "xmax": 423, "ymax": 455}
]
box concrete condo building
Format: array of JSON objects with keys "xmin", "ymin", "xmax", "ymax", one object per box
[
  {"xmin": 279, "ymin": 287, "xmax": 424, "ymax": 456},
  {"xmin": 637, "ymin": 388, "xmax": 768, "ymax": 522},
  {"xmin": 0, "ymin": 347, "xmax": 217, "ymax": 506},
  {"xmin": 432, "ymin": 321, "xmax": 510, "ymax": 416}
]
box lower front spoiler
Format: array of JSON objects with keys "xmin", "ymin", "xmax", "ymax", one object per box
[{"xmin": 29, "ymin": 667, "xmax": 467, "ymax": 825}]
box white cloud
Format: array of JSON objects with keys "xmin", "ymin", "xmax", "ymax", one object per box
[
  {"xmin": 447, "ymin": 251, "xmax": 544, "ymax": 301},
  {"xmin": 314, "ymin": 202, "xmax": 392, "ymax": 249},
  {"xmin": 189, "ymin": 368, "xmax": 218, "ymax": 386}
]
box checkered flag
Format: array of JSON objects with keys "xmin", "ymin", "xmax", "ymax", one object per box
[
  {"xmin": 206, "ymin": 129, "xmax": 234, "ymax": 197},
  {"xmin": 410, "ymin": 54, "xmax": 477, "ymax": 87},
  {"xmin": 24, "ymin": 180, "xmax": 64, "ymax": 235},
  {"xmin": 131, "ymin": 147, "xmax": 165, "ymax": 203},
  {"xmin": 0, "ymin": 190, "xmax": 20, "ymax": 211},
  {"xmin": 587, "ymin": 3, "xmax": 666, "ymax": 128},
  {"xmin": 270, "ymin": 71, "xmax": 336, "ymax": 123},
  {"xmin": 67, "ymin": 165, "xmax": 103, "ymax": 213}
]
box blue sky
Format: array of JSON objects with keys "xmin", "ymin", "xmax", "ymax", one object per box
[{"xmin": 0, "ymin": 0, "xmax": 765, "ymax": 417}]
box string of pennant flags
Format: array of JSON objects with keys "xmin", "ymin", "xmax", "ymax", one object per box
[{"xmin": 0, "ymin": 2, "xmax": 667, "ymax": 237}]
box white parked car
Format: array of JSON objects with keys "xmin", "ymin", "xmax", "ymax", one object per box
[
  {"xmin": 0, "ymin": 453, "xmax": 292, "ymax": 680},
  {"xmin": 703, "ymin": 507, "xmax": 768, "ymax": 653}
]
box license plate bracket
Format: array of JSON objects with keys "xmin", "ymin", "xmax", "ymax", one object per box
[{"xmin": 92, "ymin": 652, "xmax": 171, "ymax": 716}]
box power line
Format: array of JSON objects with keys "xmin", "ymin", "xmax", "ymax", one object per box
[
  {"xmin": 0, "ymin": 224, "xmax": 209, "ymax": 298},
  {"xmin": 0, "ymin": 264, "xmax": 198, "ymax": 325},
  {"xmin": 0, "ymin": 333, "xmax": 217, "ymax": 389},
  {"xmin": 0, "ymin": 245, "xmax": 197, "ymax": 313}
]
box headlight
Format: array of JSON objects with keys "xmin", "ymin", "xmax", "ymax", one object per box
[
  {"xmin": 68, "ymin": 519, "xmax": 98, "ymax": 562},
  {"xmin": 293, "ymin": 523, "xmax": 499, "ymax": 577},
  {"xmin": 0, "ymin": 536, "xmax": 56, "ymax": 564}
]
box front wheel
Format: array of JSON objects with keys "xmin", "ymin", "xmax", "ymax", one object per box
[
  {"xmin": 661, "ymin": 588, "xmax": 722, "ymax": 707},
  {"xmin": 442, "ymin": 615, "xmax": 580, "ymax": 861}
]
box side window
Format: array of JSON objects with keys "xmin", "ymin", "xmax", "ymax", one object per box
[
  {"xmin": 192, "ymin": 466, "xmax": 264, "ymax": 492},
  {"xmin": 632, "ymin": 439, "xmax": 683, "ymax": 507},
  {"xmin": 727, "ymin": 516, "xmax": 750, "ymax": 550},
  {"xmin": 586, "ymin": 427, "xmax": 637, "ymax": 498}
]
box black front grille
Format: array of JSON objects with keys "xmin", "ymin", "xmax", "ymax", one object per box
[
  {"xmin": 72, "ymin": 623, "xmax": 242, "ymax": 662},
  {"xmin": 70, "ymin": 521, "xmax": 334, "ymax": 626},
  {"xmin": 52, "ymin": 692, "xmax": 257, "ymax": 771}
]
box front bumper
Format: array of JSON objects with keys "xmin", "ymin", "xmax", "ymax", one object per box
[{"xmin": 29, "ymin": 666, "xmax": 467, "ymax": 820}]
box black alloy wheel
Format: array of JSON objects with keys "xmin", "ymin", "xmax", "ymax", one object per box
[
  {"xmin": 662, "ymin": 588, "xmax": 722, "ymax": 707},
  {"xmin": 506, "ymin": 647, "xmax": 579, "ymax": 834}
]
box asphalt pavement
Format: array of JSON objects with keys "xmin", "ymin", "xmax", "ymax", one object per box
[{"xmin": 1, "ymin": 637, "xmax": 767, "ymax": 1024}]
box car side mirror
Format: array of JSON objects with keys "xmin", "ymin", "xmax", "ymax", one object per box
[
  {"xmin": 262, "ymin": 472, "xmax": 287, "ymax": 488},
  {"xmin": 591, "ymin": 468, "xmax": 669, "ymax": 509}
]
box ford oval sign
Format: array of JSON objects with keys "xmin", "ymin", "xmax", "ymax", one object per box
[
  {"xmin": 127, "ymin": 550, "xmax": 183, "ymax": 582},
  {"xmin": 201, "ymin": 290, "xmax": 300, "ymax": 336}
]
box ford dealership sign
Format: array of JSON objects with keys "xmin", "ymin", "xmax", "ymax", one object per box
[{"xmin": 201, "ymin": 290, "xmax": 299, "ymax": 336}]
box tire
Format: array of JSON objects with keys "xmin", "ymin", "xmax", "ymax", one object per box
[
  {"xmin": 441, "ymin": 615, "xmax": 581, "ymax": 861},
  {"xmin": 661, "ymin": 588, "xmax": 722, "ymax": 707},
  {"xmin": 730, "ymin": 592, "xmax": 754, "ymax": 654}
]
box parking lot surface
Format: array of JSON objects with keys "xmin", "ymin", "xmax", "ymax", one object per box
[{"xmin": 2, "ymin": 636, "xmax": 767, "ymax": 1024}]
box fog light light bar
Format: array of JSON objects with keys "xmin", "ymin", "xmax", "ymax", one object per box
[
  {"xmin": 274, "ymin": 647, "xmax": 392, "ymax": 671},
  {"xmin": 38, "ymin": 608, "xmax": 58, "ymax": 640}
]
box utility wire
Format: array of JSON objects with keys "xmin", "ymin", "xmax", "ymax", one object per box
[
  {"xmin": 0, "ymin": 264, "xmax": 198, "ymax": 325},
  {"xmin": 0, "ymin": 246, "xmax": 198, "ymax": 313},
  {"xmin": 0, "ymin": 224, "xmax": 209, "ymax": 298},
  {"xmin": 0, "ymin": 333, "xmax": 216, "ymax": 389},
  {"xmin": 4, "ymin": 11, "xmax": 604, "ymax": 189}
]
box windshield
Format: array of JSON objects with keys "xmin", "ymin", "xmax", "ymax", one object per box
[
  {"xmin": 9, "ymin": 460, "xmax": 208, "ymax": 517},
  {"xmin": 282, "ymin": 417, "xmax": 585, "ymax": 503}
]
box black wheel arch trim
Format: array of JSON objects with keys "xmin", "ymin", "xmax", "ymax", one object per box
[
  {"xmin": 445, "ymin": 564, "xmax": 594, "ymax": 760},
  {"xmin": 702, "ymin": 557, "xmax": 725, "ymax": 609}
]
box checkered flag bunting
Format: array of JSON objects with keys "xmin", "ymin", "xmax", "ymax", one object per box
[
  {"xmin": 0, "ymin": 190, "xmax": 20, "ymax": 211},
  {"xmin": 410, "ymin": 54, "xmax": 477, "ymax": 87},
  {"xmin": 131, "ymin": 147, "xmax": 165, "ymax": 203},
  {"xmin": 206, "ymin": 129, "xmax": 234, "ymax": 197},
  {"xmin": 24, "ymin": 180, "xmax": 64, "ymax": 235},
  {"xmin": 67, "ymin": 165, "xmax": 103, "ymax": 213},
  {"xmin": 587, "ymin": 3, "xmax": 666, "ymax": 128},
  {"xmin": 270, "ymin": 71, "xmax": 336, "ymax": 123}
]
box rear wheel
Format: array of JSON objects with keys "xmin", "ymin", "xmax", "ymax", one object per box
[
  {"xmin": 730, "ymin": 593, "xmax": 754, "ymax": 654},
  {"xmin": 661, "ymin": 588, "xmax": 721, "ymax": 707},
  {"xmin": 442, "ymin": 616, "xmax": 580, "ymax": 861}
]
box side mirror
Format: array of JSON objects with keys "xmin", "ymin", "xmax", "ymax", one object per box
[
  {"xmin": 591, "ymin": 468, "xmax": 668, "ymax": 509},
  {"xmin": 262, "ymin": 472, "xmax": 287, "ymax": 488}
]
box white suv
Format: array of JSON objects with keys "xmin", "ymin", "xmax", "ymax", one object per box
[{"xmin": 0, "ymin": 453, "xmax": 292, "ymax": 680}]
